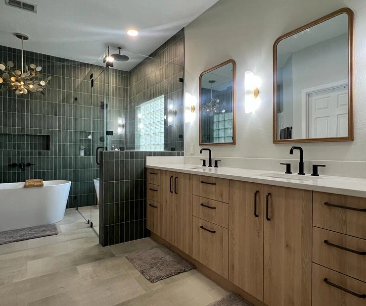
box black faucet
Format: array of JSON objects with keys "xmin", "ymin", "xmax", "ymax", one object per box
[
  {"xmin": 290, "ymin": 146, "xmax": 305, "ymax": 175},
  {"xmin": 200, "ymin": 148, "xmax": 212, "ymax": 167}
]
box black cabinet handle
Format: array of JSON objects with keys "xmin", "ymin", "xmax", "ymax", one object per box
[
  {"xmin": 200, "ymin": 203, "xmax": 216, "ymax": 210},
  {"xmin": 324, "ymin": 278, "xmax": 366, "ymax": 299},
  {"xmin": 201, "ymin": 181, "xmax": 216, "ymax": 185},
  {"xmin": 254, "ymin": 190, "xmax": 259, "ymax": 218},
  {"xmin": 324, "ymin": 202, "xmax": 366, "ymax": 212},
  {"xmin": 96, "ymin": 146, "xmax": 105, "ymax": 166},
  {"xmin": 266, "ymin": 193, "xmax": 271, "ymax": 221},
  {"xmin": 174, "ymin": 177, "xmax": 178, "ymax": 194},
  {"xmin": 149, "ymin": 204, "xmax": 158, "ymax": 209},
  {"xmin": 149, "ymin": 172, "xmax": 158, "ymax": 175},
  {"xmin": 170, "ymin": 176, "xmax": 173, "ymax": 193},
  {"xmin": 324, "ymin": 240, "xmax": 366, "ymax": 255},
  {"xmin": 149, "ymin": 188, "xmax": 158, "ymax": 192},
  {"xmin": 200, "ymin": 226, "xmax": 216, "ymax": 234}
]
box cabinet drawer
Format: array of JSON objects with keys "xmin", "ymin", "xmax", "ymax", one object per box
[
  {"xmin": 192, "ymin": 217, "xmax": 228, "ymax": 278},
  {"xmin": 147, "ymin": 169, "xmax": 161, "ymax": 186},
  {"xmin": 313, "ymin": 264, "xmax": 366, "ymax": 306},
  {"xmin": 313, "ymin": 227, "xmax": 366, "ymax": 283},
  {"xmin": 147, "ymin": 184, "xmax": 161, "ymax": 202},
  {"xmin": 192, "ymin": 175, "xmax": 229, "ymax": 203},
  {"xmin": 146, "ymin": 200, "xmax": 160, "ymax": 235},
  {"xmin": 314, "ymin": 192, "xmax": 366, "ymax": 239},
  {"xmin": 192, "ymin": 196, "xmax": 228, "ymax": 228}
]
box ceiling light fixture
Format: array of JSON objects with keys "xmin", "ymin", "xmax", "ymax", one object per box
[
  {"xmin": 0, "ymin": 33, "xmax": 51, "ymax": 95},
  {"xmin": 127, "ymin": 29, "xmax": 139, "ymax": 37}
]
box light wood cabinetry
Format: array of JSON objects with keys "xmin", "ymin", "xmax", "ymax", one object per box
[
  {"xmin": 161, "ymin": 171, "xmax": 192, "ymax": 255},
  {"xmin": 147, "ymin": 169, "xmax": 161, "ymax": 186},
  {"xmin": 263, "ymin": 185, "xmax": 312, "ymax": 306},
  {"xmin": 229, "ymin": 181, "xmax": 264, "ymax": 301},
  {"xmin": 312, "ymin": 263, "xmax": 366, "ymax": 306},
  {"xmin": 147, "ymin": 184, "xmax": 161, "ymax": 203},
  {"xmin": 192, "ymin": 196, "xmax": 229, "ymax": 228},
  {"xmin": 314, "ymin": 191, "xmax": 366, "ymax": 239},
  {"xmin": 313, "ymin": 227, "xmax": 366, "ymax": 283},
  {"xmin": 192, "ymin": 216, "xmax": 229, "ymax": 278},
  {"xmin": 146, "ymin": 200, "xmax": 160, "ymax": 235},
  {"xmin": 146, "ymin": 169, "xmax": 161, "ymax": 236},
  {"xmin": 192, "ymin": 175, "xmax": 229, "ymax": 203}
]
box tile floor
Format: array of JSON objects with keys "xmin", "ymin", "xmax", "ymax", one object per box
[
  {"xmin": 0, "ymin": 209, "xmax": 228, "ymax": 306},
  {"xmin": 78, "ymin": 205, "xmax": 100, "ymax": 235}
]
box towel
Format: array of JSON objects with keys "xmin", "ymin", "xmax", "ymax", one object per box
[{"xmin": 24, "ymin": 179, "xmax": 44, "ymax": 188}]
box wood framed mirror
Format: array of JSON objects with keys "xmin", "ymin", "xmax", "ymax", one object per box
[
  {"xmin": 199, "ymin": 60, "xmax": 236, "ymax": 146},
  {"xmin": 273, "ymin": 8, "xmax": 354, "ymax": 143}
]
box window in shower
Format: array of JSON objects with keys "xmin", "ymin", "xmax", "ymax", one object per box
[{"xmin": 135, "ymin": 95, "xmax": 165, "ymax": 151}]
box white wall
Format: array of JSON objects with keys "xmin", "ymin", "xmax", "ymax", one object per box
[{"xmin": 184, "ymin": 0, "xmax": 366, "ymax": 163}]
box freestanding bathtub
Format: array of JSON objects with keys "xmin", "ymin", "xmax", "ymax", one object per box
[{"xmin": 0, "ymin": 180, "xmax": 71, "ymax": 232}]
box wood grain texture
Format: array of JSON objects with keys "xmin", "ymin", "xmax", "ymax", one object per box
[
  {"xmin": 192, "ymin": 217, "xmax": 228, "ymax": 278},
  {"xmin": 314, "ymin": 192, "xmax": 366, "ymax": 239},
  {"xmin": 263, "ymin": 186, "xmax": 312, "ymax": 306},
  {"xmin": 161, "ymin": 171, "xmax": 175, "ymax": 245},
  {"xmin": 147, "ymin": 184, "xmax": 161, "ymax": 203},
  {"xmin": 173, "ymin": 172, "xmax": 193, "ymax": 256},
  {"xmin": 192, "ymin": 175, "xmax": 229, "ymax": 203},
  {"xmin": 147, "ymin": 169, "xmax": 161, "ymax": 186},
  {"xmin": 146, "ymin": 200, "xmax": 160, "ymax": 236},
  {"xmin": 193, "ymin": 195, "xmax": 229, "ymax": 228},
  {"xmin": 313, "ymin": 227, "xmax": 366, "ymax": 283},
  {"xmin": 312, "ymin": 263, "xmax": 366, "ymax": 306},
  {"xmin": 229, "ymin": 181, "xmax": 264, "ymax": 302}
]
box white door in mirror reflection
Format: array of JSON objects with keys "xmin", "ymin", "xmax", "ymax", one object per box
[{"xmin": 306, "ymin": 85, "xmax": 348, "ymax": 138}]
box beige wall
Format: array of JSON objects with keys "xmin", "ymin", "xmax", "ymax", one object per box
[{"xmin": 184, "ymin": 0, "xmax": 366, "ymax": 164}]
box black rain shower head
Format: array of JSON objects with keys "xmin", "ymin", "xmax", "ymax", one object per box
[{"xmin": 111, "ymin": 47, "xmax": 129, "ymax": 62}]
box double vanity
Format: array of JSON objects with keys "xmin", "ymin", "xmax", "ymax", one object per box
[{"xmin": 146, "ymin": 158, "xmax": 366, "ymax": 306}]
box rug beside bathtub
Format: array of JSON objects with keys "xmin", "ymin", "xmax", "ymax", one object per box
[
  {"xmin": 0, "ymin": 224, "xmax": 58, "ymax": 245},
  {"xmin": 126, "ymin": 245, "xmax": 195, "ymax": 283},
  {"xmin": 208, "ymin": 293, "xmax": 254, "ymax": 306}
]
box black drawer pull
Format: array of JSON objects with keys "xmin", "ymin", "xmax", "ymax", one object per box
[
  {"xmin": 266, "ymin": 193, "xmax": 271, "ymax": 221},
  {"xmin": 149, "ymin": 188, "xmax": 158, "ymax": 192},
  {"xmin": 149, "ymin": 172, "xmax": 158, "ymax": 175},
  {"xmin": 324, "ymin": 278, "xmax": 366, "ymax": 299},
  {"xmin": 254, "ymin": 190, "xmax": 259, "ymax": 218},
  {"xmin": 200, "ymin": 226, "xmax": 216, "ymax": 234},
  {"xmin": 200, "ymin": 203, "xmax": 216, "ymax": 210},
  {"xmin": 324, "ymin": 202, "xmax": 366, "ymax": 212},
  {"xmin": 201, "ymin": 181, "xmax": 216, "ymax": 186},
  {"xmin": 324, "ymin": 240, "xmax": 366, "ymax": 255},
  {"xmin": 149, "ymin": 204, "xmax": 158, "ymax": 209}
]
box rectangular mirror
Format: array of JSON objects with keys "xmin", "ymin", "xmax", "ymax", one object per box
[
  {"xmin": 199, "ymin": 60, "xmax": 236, "ymax": 145},
  {"xmin": 273, "ymin": 8, "xmax": 354, "ymax": 143}
]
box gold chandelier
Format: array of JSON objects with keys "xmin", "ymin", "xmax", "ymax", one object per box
[{"xmin": 0, "ymin": 33, "xmax": 51, "ymax": 95}]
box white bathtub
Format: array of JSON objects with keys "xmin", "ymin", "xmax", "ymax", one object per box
[{"xmin": 0, "ymin": 180, "xmax": 71, "ymax": 232}]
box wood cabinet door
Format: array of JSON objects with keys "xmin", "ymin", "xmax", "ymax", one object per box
[
  {"xmin": 263, "ymin": 185, "xmax": 312, "ymax": 306},
  {"xmin": 229, "ymin": 181, "xmax": 264, "ymax": 302},
  {"xmin": 161, "ymin": 171, "xmax": 175, "ymax": 245},
  {"xmin": 173, "ymin": 172, "xmax": 193, "ymax": 256},
  {"xmin": 146, "ymin": 200, "xmax": 160, "ymax": 235}
]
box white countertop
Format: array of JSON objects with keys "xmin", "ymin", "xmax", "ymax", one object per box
[{"xmin": 147, "ymin": 162, "xmax": 366, "ymax": 198}]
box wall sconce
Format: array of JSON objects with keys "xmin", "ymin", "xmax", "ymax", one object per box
[
  {"xmin": 167, "ymin": 100, "xmax": 177, "ymax": 126},
  {"xmin": 185, "ymin": 93, "xmax": 197, "ymax": 123},
  {"xmin": 117, "ymin": 117, "xmax": 125, "ymax": 135},
  {"xmin": 245, "ymin": 71, "xmax": 261, "ymax": 113}
]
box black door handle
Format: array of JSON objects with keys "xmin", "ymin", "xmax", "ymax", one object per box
[
  {"xmin": 254, "ymin": 190, "xmax": 259, "ymax": 218},
  {"xmin": 324, "ymin": 278, "xmax": 366, "ymax": 299},
  {"xmin": 324, "ymin": 240, "xmax": 366, "ymax": 255},
  {"xmin": 324, "ymin": 202, "xmax": 366, "ymax": 212},
  {"xmin": 200, "ymin": 203, "xmax": 216, "ymax": 210},
  {"xmin": 96, "ymin": 146, "xmax": 105, "ymax": 166},
  {"xmin": 174, "ymin": 177, "xmax": 178, "ymax": 194},
  {"xmin": 266, "ymin": 193, "xmax": 271, "ymax": 221},
  {"xmin": 200, "ymin": 226, "xmax": 216, "ymax": 234},
  {"xmin": 170, "ymin": 176, "xmax": 173, "ymax": 193},
  {"xmin": 149, "ymin": 204, "xmax": 158, "ymax": 209}
]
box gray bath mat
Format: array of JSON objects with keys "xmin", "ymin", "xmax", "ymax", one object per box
[
  {"xmin": 0, "ymin": 224, "xmax": 58, "ymax": 245},
  {"xmin": 208, "ymin": 294, "xmax": 253, "ymax": 306},
  {"xmin": 126, "ymin": 245, "xmax": 195, "ymax": 283}
]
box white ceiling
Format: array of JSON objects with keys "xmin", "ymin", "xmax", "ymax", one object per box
[{"xmin": 0, "ymin": 0, "xmax": 219, "ymax": 70}]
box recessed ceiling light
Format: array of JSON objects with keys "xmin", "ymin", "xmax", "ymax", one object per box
[{"xmin": 127, "ymin": 29, "xmax": 139, "ymax": 37}]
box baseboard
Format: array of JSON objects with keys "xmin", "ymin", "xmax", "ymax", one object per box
[{"xmin": 151, "ymin": 233, "xmax": 266, "ymax": 306}]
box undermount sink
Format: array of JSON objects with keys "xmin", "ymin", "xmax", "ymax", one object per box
[{"xmin": 260, "ymin": 173, "xmax": 323, "ymax": 180}]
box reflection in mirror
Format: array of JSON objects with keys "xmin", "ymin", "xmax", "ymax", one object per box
[
  {"xmin": 200, "ymin": 60, "xmax": 236, "ymax": 145},
  {"xmin": 274, "ymin": 9, "xmax": 354, "ymax": 143}
]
